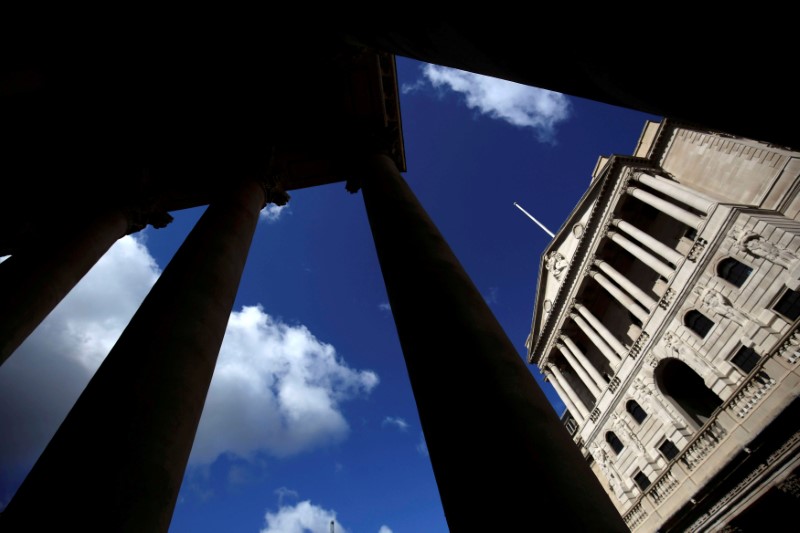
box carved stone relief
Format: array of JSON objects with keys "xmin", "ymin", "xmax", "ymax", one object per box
[
  {"xmin": 545, "ymin": 251, "xmax": 569, "ymax": 281},
  {"xmin": 693, "ymin": 286, "xmax": 749, "ymax": 326},
  {"xmin": 731, "ymin": 229, "xmax": 799, "ymax": 268}
]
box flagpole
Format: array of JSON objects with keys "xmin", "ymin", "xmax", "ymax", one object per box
[{"xmin": 514, "ymin": 202, "xmax": 554, "ymax": 238}]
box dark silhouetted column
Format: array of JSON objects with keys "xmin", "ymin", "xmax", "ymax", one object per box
[
  {"xmin": 1, "ymin": 179, "xmax": 266, "ymax": 532},
  {"xmin": 358, "ymin": 153, "xmax": 627, "ymax": 531},
  {"xmin": 0, "ymin": 209, "xmax": 130, "ymax": 366}
]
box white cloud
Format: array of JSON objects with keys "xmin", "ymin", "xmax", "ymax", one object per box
[
  {"xmin": 0, "ymin": 235, "xmax": 159, "ymax": 502},
  {"xmin": 400, "ymin": 78, "xmax": 426, "ymax": 94},
  {"xmin": 378, "ymin": 526, "xmax": 394, "ymax": 533},
  {"xmin": 378, "ymin": 302, "xmax": 391, "ymax": 312},
  {"xmin": 260, "ymin": 501, "xmax": 347, "ymax": 533},
  {"xmin": 382, "ymin": 416, "xmax": 409, "ymax": 432},
  {"xmin": 260, "ymin": 203, "xmax": 290, "ymax": 223},
  {"xmin": 0, "ymin": 233, "xmax": 378, "ymax": 504},
  {"xmin": 417, "ymin": 64, "xmax": 571, "ymax": 142},
  {"xmin": 189, "ymin": 305, "xmax": 379, "ymax": 463}
]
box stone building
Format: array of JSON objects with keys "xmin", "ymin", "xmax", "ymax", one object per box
[{"xmin": 526, "ymin": 118, "xmax": 800, "ymax": 531}]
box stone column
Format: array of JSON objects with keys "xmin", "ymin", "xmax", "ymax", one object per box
[
  {"xmin": 608, "ymin": 230, "xmax": 674, "ymax": 279},
  {"xmin": 561, "ymin": 335, "xmax": 608, "ymax": 391},
  {"xmin": 574, "ymin": 304, "xmax": 626, "ymax": 357},
  {"xmin": 634, "ymin": 172, "xmax": 715, "ymax": 214},
  {"xmin": 0, "ymin": 179, "xmax": 267, "ymax": 532},
  {"xmin": 546, "ymin": 371, "xmax": 586, "ymax": 425},
  {"xmin": 549, "ymin": 365, "xmax": 590, "ymax": 420},
  {"xmin": 0, "ymin": 209, "xmax": 131, "ymax": 367},
  {"xmin": 556, "ymin": 343, "xmax": 602, "ymax": 397},
  {"xmin": 627, "ymin": 187, "xmax": 703, "ymax": 230},
  {"xmin": 358, "ymin": 153, "xmax": 626, "ymax": 531},
  {"xmin": 571, "ymin": 313, "xmax": 622, "ymax": 367},
  {"xmin": 613, "ymin": 218, "xmax": 683, "ymax": 265},
  {"xmin": 595, "ymin": 259, "xmax": 657, "ymax": 311},
  {"xmin": 590, "ymin": 270, "xmax": 649, "ymax": 322}
]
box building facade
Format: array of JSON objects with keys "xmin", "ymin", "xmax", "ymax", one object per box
[{"xmin": 527, "ymin": 119, "xmax": 800, "ymax": 531}]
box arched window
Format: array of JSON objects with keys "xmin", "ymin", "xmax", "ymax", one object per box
[
  {"xmin": 606, "ymin": 431, "xmax": 624, "ymax": 455},
  {"xmin": 684, "ymin": 310, "xmax": 714, "ymax": 338},
  {"xmin": 655, "ymin": 358, "xmax": 724, "ymax": 428},
  {"xmin": 717, "ymin": 257, "xmax": 753, "ymax": 288},
  {"xmin": 626, "ymin": 399, "xmax": 647, "ymax": 424}
]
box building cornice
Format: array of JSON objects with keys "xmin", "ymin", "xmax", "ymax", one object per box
[{"xmin": 528, "ymin": 156, "xmax": 657, "ymax": 367}]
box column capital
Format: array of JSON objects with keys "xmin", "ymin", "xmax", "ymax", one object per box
[
  {"xmin": 122, "ymin": 205, "xmax": 174, "ymax": 235},
  {"xmin": 258, "ymin": 174, "xmax": 290, "ymax": 207}
]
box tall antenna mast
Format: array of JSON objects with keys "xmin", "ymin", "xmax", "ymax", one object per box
[
  {"xmin": 330, "ymin": 520, "xmax": 335, "ymax": 533},
  {"xmin": 514, "ymin": 202, "xmax": 555, "ymax": 238}
]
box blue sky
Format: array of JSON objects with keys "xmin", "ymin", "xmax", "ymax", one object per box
[{"xmin": 0, "ymin": 57, "xmax": 659, "ymax": 532}]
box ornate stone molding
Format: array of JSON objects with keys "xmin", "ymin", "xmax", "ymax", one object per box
[
  {"xmin": 599, "ymin": 218, "xmax": 613, "ymax": 238},
  {"xmin": 687, "ymin": 237, "xmax": 708, "ymax": 262},
  {"xmin": 629, "ymin": 332, "xmax": 650, "ymax": 360},
  {"xmin": 590, "ymin": 443, "xmax": 620, "ymax": 492},
  {"xmin": 632, "ymin": 377, "xmax": 653, "ymax": 399},
  {"xmin": 778, "ymin": 328, "xmax": 800, "ymax": 365},
  {"xmin": 741, "ymin": 234, "xmax": 798, "ymax": 268},
  {"xmin": 727, "ymin": 370, "xmax": 776, "ymax": 419},
  {"xmin": 623, "ymin": 502, "xmax": 648, "ymax": 530},
  {"xmin": 611, "ymin": 412, "xmax": 644, "ymax": 453},
  {"xmin": 662, "ymin": 332, "xmax": 695, "ymax": 363},
  {"xmin": 590, "ymin": 407, "xmax": 601, "ymax": 423},
  {"xmin": 681, "ymin": 419, "xmax": 726, "ymax": 471},
  {"xmin": 694, "ymin": 287, "xmax": 749, "ymax": 326},
  {"xmin": 658, "ymin": 288, "xmax": 676, "ymax": 310},
  {"xmin": 544, "ymin": 251, "xmax": 569, "ymax": 281},
  {"xmin": 649, "ymin": 468, "xmax": 679, "ymax": 505}
]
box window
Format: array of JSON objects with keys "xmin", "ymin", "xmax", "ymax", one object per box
[
  {"xmin": 606, "ymin": 431, "xmax": 624, "ymax": 455},
  {"xmin": 658, "ymin": 439, "xmax": 679, "ymax": 461},
  {"xmin": 626, "ymin": 400, "xmax": 647, "ymax": 424},
  {"xmin": 773, "ymin": 288, "xmax": 800, "ymax": 321},
  {"xmin": 633, "ymin": 471, "xmax": 651, "ymax": 491},
  {"xmin": 717, "ymin": 257, "xmax": 752, "ymax": 288},
  {"xmin": 684, "ymin": 227, "xmax": 698, "ymax": 241},
  {"xmin": 731, "ymin": 345, "xmax": 760, "ymax": 374},
  {"xmin": 685, "ymin": 310, "xmax": 714, "ymax": 338}
]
